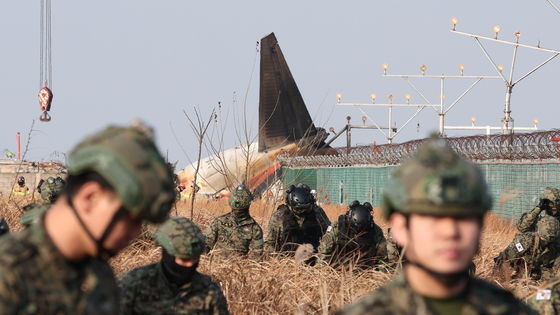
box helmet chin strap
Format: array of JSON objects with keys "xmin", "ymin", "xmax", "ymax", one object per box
[
  {"xmin": 68, "ymin": 197, "xmax": 126, "ymax": 260},
  {"xmin": 403, "ymin": 259, "xmax": 469, "ymax": 282}
]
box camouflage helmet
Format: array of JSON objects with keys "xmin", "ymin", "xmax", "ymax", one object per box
[
  {"xmin": 153, "ymin": 216, "xmax": 205, "ymax": 259},
  {"xmin": 229, "ymin": 184, "xmax": 253, "ymax": 210},
  {"xmin": 382, "ymin": 137, "xmax": 493, "ymax": 219},
  {"xmin": 537, "ymin": 215, "xmax": 560, "ymax": 243},
  {"xmin": 40, "ymin": 176, "xmax": 65, "ymax": 202},
  {"xmin": 67, "ymin": 124, "xmax": 175, "ymax": 223},
  {"xmin": 543, "ymin": 187, "xmax": 560, "ymax": 204}
]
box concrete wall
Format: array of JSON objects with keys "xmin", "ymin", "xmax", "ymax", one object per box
[{"xmin": 0, "ymin": 160, "xmax": 66, "ymax": 195}]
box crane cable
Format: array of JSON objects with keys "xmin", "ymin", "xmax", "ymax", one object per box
[{"xmin": 38, "ymin": 0, "xmax": 53, "ymax": 122}]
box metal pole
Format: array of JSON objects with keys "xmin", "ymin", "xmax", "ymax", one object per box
[
  {"xmin": 388, "ymin": 106, "xmax": 393, "ymax": 144},
  {"xmin": 346, "ymin": 117, "xmax": 351, "ymax": 152},
  {"xmin": 440, "ymin": 77, "xmax": 445, "ymax": 136},
  {"xmin": 503, "ymin": 44, "xmax": 519, "ymax": 134},
  {"xmin": 16, "ymin": 132, "xmax": 21, "ymax": 160}
]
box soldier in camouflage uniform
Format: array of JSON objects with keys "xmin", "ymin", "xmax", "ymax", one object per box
[
  {"xmin": 517, "ymin": 187, "xmax": 560, "ymax": 233},
  {"xmin": 318, "ymin": 200, "xmax": 387, "ymax": 268},
  {"xmin": 20, "ymin": 176, "xmax": 66, "ymax": 228},
  {"xmin": 337, "ymin": 137, "xmax": 533, "ymax": 315},
  {"xmin": 119, "ymin": 216, "xmax": 230, "ymax": 315},
  {"xmin": 386, "ymin": 227, "xmax": 405, "ymax": 266},
  {"xmin": 0, "ymin": 123, "xmax": 175, "ymax": 314},
  {"xmin": 527, "ymin": 278, "xmax": 560, "ymax": 313},
  {"xmin": 204, "ymin": 184, "xmax": 263, "ymax": 259},
  {"xmin": 494, "ymin": 215, "xmax": 560, "ymax": 281},
  {"xmin": 265, "ymin": 184, "xmax": 331, "ymax": 254}
]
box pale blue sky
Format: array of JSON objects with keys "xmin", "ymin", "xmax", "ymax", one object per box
[{"xmin": 1, "ymin": 1, "xmax": 559, "ymax": 168}]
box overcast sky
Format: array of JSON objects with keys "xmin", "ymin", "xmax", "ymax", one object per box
[{"xmin": 1, "ymin": 1, "xmax": 559, "ymax": 168}]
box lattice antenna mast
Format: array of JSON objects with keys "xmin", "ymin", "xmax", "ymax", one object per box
[{"xmin": 450, "ymin": 17, "xmax": 559, "ymax": 134}]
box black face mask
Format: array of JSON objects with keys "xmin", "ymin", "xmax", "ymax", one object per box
[
  {"xmin": 161, "ymin": 249, "xmax": 198, "ymax": 287},
  {"xmin": 232, "ymin": 208, "xmax": 250, "ymax": 220}
]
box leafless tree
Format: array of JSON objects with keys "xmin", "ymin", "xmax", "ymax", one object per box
[{"xmin": 184, "ymin": 107, "xmax": 215, "ymax": 219}]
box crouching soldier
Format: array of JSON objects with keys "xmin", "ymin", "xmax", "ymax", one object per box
[
  {"xmin": 318, "ymin": 200, "xmax": 387, "ymax": 268},
  {"xmin": 204, "ymin": 184, "xmax": 264, "ymax": 260},
  {"xmin": 265, "ymin": 184, "xmax": 330, "ymax": 254},
  {"xmin": 517, "ymin": 187, "xmax": 560, "ymax": 233},
  {"xmin": 119, "ymin": 216, "xmax": 230, "ymax": 315},
  {"xmin": 494, "ymin": 215, "xmax": 560, "ymax": 281}
]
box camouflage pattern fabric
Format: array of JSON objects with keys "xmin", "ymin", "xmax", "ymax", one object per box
[
  {"xmin": 20, "ymin": 203, "xmax": 50, "ymax": 227},
  {"xmin": 336, "ymin": 275, "xmax": 535, "ymax": 315},
  {"xmin": 119, "ymin": 262, "xmax": 230, "ymax": 315},
  {"xmin": 517, "ymin": 206, "xmax": 549, "ymax": 233},
  {"xmin": 517, "ymin": 188, "xmax": 560, "ymax": 233},
  {"xmin": 154, "ymin": 216, "xmax": 205, "ymax": 260},
  {"xmin": 264, "ymin": 204, "xmax": 331, "ymax": 253},
  {"xmin": 544, "ymin": 187, "xmax": 560, "ymax": 203},
  {"xmin": 527, "ymin": 278, "xmax": 560, "ymax": 314},
  {"xmin": 204, "ymin": 212, "xmax": 264, "ymax": 260},
  {"xmin": 386, "ymin": 229, "xmax": 405, "ymax": 266},
  {"xmin": 318, "ymin": 215, "xmax": 387, "ymax": 267},
  {"xmin": 67, "ymin": 125, "xmax": 175, "ymax": 223},
  {"xmin": 386, "ymin": 239, "xmax": 402, "ymax": 264},
  {"xmin": 382, "ymin": 137, "xmax": 492, "ymax": 219},
  {"xmin": 38, "ymin": 177, "xmax": 65, "ymax": 202},
  {"xmin": 0, "ymin": 219, "xmax": 119, "ymax": 314},
  {"xmin": 494, "ymin": 232, "xmax": 560, "ymax": 281},
  {"xmin": 228, "ymin": 184, "xmax": 253, "ymax": 210}
]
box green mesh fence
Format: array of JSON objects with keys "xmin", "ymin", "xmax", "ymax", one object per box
[{"xmin": 282, "ymin": 163, "xmax": 560, "ymax": 219}]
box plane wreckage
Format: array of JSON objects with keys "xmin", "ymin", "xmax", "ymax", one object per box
[{"xmin": 177, "ymin": 32, "xmax": 329, "ymax": 196}]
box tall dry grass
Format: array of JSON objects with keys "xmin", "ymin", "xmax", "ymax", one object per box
[{"xmin": 0, "ymin": 196, "xmax": 542, "ymax": 314}]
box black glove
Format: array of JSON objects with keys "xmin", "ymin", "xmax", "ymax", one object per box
[{"xmin": 538, "ymin": 198, "xmax": 551, "ymax": 210}]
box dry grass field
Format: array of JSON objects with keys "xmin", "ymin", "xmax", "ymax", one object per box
[{"xmin": 0, "ymin": 195, "xmax": 544, "ymax": 314}]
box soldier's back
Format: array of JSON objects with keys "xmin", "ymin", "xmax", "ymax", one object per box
[
  {"xmin": 336, "ymin": 276, "xmax": 534, "ymax": 315},
  {"xmin": 0, "ymin": 223, "xmax": 118, "ymax": 314},
  {"xmin": 119, "ymin": 263, "xmax": 229, "ymax": 315}
]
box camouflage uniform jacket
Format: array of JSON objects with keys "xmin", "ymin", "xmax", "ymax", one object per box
[
  {"xmin": 527, "ymin": 278, "xmax": 560, "ymax": 314},
  {"xmin": 318, "ymin": 216, "xmax": 387, "ymax": 267},
  {"xmin": 20, "ymin": 203, "xmax": 50, "ymax": 227},
  {"xmin": 494, "ymin": 232, "xmax": 560, "ymax": 280},
  {"xmin": 0, "ymin": 219, "xmax": 118, "ymax": 314},
  {"xmin": 204, "ymin": 212, "xmax": 264, "ymax": 259},
  {"xmin": 516, "ymin": 207, "xmax": 560, "ymax": 233},
  {"xmin": 119, "ymin": 262, "xmax": 230, "ymax": 315},
  {"xmin": 386, "ymin": 237, "xmax": 405, "ymax": 265},
  {"xmin": 264, "ymin": 204, "xmax": 331, "ymax": 253},
  {"xmin": 336, "ymin": 275, "xmax": 535, "ymax": 315}
]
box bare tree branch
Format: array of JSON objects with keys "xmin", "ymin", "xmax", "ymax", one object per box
[{"xmin": 184, "ymin": 107, "xmax": 215, "ymax": 219}]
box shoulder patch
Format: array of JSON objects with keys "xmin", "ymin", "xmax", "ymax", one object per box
[
  {"xmin": 536, "ymin": 289, "xmax": 552, "ymax": 300},
  {"xmin": 515, "ymin": 243, "xmax": 524, "ymax": 252}
]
